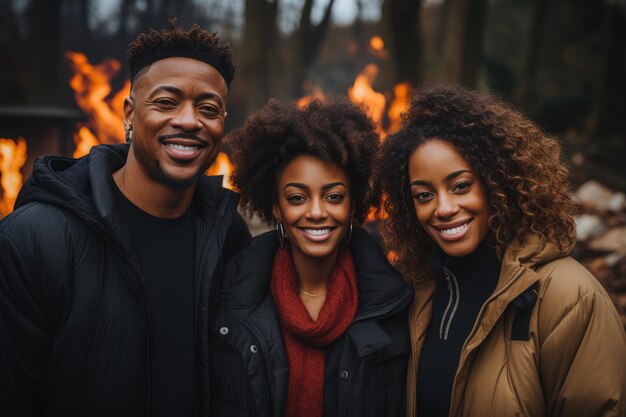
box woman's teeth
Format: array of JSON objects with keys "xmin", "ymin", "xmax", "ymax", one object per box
[
  {"xmin": 441, "ymin": 223, "xmax": 469, "ymax": 236},
  {"xmin": 304, "ymin": 228, "xmax": 331, "ymax": 236}
]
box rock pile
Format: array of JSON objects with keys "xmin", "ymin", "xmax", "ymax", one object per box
[{"xmin": 573, "ymin": 180, "xmax": 626, "ymax": 328}]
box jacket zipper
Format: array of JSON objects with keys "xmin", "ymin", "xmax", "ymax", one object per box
[
  {"xmin": 193, "ymin": 192, "xmax": 237, "ymax": 416},
  {"xmin": 439, "ymin": 266, "xmax": 460, "ymax": 341},
  {"xmin": 448, "ymin": 266, "xmax": 525, "ymax": 416}
]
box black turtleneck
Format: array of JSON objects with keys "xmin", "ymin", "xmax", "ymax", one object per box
[{"xmin": 416, "ymin": 240, "xmax": 501, "ymax": 417}]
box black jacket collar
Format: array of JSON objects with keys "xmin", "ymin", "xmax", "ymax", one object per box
[
  {"xmin": 217, "ymin": 226, "xmax": 413, "ymax": 325},
  {"xmin": 16, "ymin": 144, "xmax": 235, "ymax": 241}
]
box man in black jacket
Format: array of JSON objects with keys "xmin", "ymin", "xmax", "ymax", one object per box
[{"xmin": 0, "ymin": 21, "xmax": 250, "ymax": 416}]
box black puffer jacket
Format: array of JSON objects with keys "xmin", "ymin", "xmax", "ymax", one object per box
[
  {"xmin": 209, "ymin": 227, "xmax": 413, "ymax": 417},
  {"xmin": 0, "ymin": 144, "xmax": 250, "ymax": 417}
]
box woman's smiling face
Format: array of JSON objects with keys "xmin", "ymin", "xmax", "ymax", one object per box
[
  {"xmin": 273, "ymin": 154, "xmax": 352, "ymax": 264},
  {"xmin": 408, "ymin": 139, "xmax": 491, "ymax": 257}
]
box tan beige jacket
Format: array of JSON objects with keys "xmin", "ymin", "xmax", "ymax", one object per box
[{"xmin": 406, "ymin": 236, "xmax": 626, "ymax": 417}]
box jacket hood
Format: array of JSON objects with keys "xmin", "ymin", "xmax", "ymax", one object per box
[
  {"xmin": 15, "ymin": 144, "xmax": 234, "ymax": 254},
  {"xmin": 503, "ymin": 233, "xmax": 572, "ymax": 270},
  {"xmin": 15, "ymin": 144, "xmax": 128, "ymax": 250}
]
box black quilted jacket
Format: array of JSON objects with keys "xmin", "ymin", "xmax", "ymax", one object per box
[
  {"xmin": 0, "ymin": 144, "xmax": 250, "ymax": 416},
  {"xmin": 209, "ymin": 227, "xmax": 413, "ymax": 417}
]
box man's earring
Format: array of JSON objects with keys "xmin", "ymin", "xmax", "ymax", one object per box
[{"xmin": 125, "ymin": 123, "xmax": 133, "ymax": 144}]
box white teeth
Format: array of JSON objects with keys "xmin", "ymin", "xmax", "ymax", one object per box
[
  {"xmin": 441, "ymin": 223, "xmax": 469, "ymax": 236},
  {"xmin": 167, "ymin": 144, "xmax": 198, "ymax": 152},
  {"xmin": 304, "ymin": 228, "xmax": 331, "ymax": 236}
]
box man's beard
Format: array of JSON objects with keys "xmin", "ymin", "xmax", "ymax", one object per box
[{"xmin": 155, "ymin": 162, "xmax": 206, "ymax": 189}]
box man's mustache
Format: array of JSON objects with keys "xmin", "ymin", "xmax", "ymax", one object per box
[{"xmin": 159, "ymin": 133, "xmax": 208, "ymax": 144}]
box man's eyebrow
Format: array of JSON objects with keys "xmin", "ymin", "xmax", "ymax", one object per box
[
  {"xmin": 149, "ymin": 86, "xmax": 225, "ymax": 108},
  {"xmin": 150, "ymin": 85, "xmax": 183, "ymax": 96}
]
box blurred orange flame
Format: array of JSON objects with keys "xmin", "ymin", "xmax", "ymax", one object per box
[
  {"xmin": 0, "ymin": 137, "xmax": 27, "ymax": 215},
  {"xmin": 348, "ymin": 64, "xmax": 386, "ymax": 138},
  {"xmin": 387, "ymin": 82, "xmax": 411, "ymax": 134},
  {"xmin": 370, "ymin": 36, "xmax": 385, "ymax": 52},
  {"xmin": 369, "ymin": 35, "xmax": 388, "ymax": 58},
  {"xmin": 207, "ymin": 152, "xmax": 234, "ymax": 189},
  {"xmin": 66, "ymin": 51, "xmax": 129, "ymax": 156},
  {"xmin": 73, "ymin": 126, "xmax": 100, "ymax": 158}
]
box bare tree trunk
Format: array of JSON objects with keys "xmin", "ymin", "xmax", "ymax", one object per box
[
  {"xmin": 241, "ymin": 0, "xmax": 278, "ymax": 112},
  {"xmin": 585, "ymin": 1, "xmax": 626, "ymax": 136},
  {"xmin": 514, "ymin": 0, "xmax": 552, "ymax": 108},
  {"xmin": 286, "ymin": 0, "xmax": 336, "ymax": 97},
  {"xmin": 78, "ymin": 0, "xmax": 91, "ymax": 45},
  {"xmin": 352, "ymin": 0, "xmax": 364, "ymax": 39},
  {"xmin": 435, "ymin": 0, "xmax": 451, "ymax": 72},
  {"xmin": 440, "ymin": 0, "xmax": 488, "ymax": 87},
  {"xmin": 141, "ymin": 0, "xmax": 158, "ymax": 29},
  {"xmin": 381, "ymin": 0, "xmax": 422, "ymax": 87},
  {"xmin": 0, "ymin": 0, "xmax": 26, "ymax": 103},
  {"xmin": 159, "ymin": 0, "xmax": 173, "ymax": 23},
  {"xmin": 118, "ymin": 0, "xmax": 134, "ymax": 38},
  {"xmin": 24, "ymin": 0, "xmax": 64, "ymax": 104}
]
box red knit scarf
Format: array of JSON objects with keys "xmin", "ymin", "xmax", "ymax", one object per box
[{"xmin": 271, "ymin": 244, "xmax": 358, "ymax": 417}]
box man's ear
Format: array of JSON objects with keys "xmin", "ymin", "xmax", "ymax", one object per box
[{"xmin": 123, "ymin": 96, "xmax": 134, "ymax": 127}]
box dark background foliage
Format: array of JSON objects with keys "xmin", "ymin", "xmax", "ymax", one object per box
[{"xmin": 0, "ymin": 0, "xmax": 624, "ymax": 186}]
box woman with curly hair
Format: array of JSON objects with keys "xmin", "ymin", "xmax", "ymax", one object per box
[
  {"xmin": 209, "ymin": 98, "xmax": 413, "ymax": 417},
  {"xmin": 375, "ymin": 85, "xmax": 626, "ymax": 417}
]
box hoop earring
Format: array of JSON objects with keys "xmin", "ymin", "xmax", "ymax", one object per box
[
  {"xmin": 125, "ymin": 124, "xmax": 133, "ymax": 144},
  {"xmin": 275, "ymin": 221, "xmax": 285, "ymax": 247},
  {"xmin": 344, "ymin": 222, "xmax": 353, "ymax": 244}
]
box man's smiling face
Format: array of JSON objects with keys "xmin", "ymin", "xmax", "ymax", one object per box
[{"xmin": 124, "ymin": 57, "xmax": 228, "ymax": 188}]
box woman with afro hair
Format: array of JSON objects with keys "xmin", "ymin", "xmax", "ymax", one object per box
[
  {"xmin": 375, "ymin": 85, "xmax": 626, "ymax": 417},
  {"xmin": 208, "ymin": 98, "xmax": 413, "ymax": 417}
]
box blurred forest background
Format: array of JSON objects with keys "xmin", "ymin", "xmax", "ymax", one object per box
[
  {"xmin": 1, "ymin": 0, "xmax": 626, "ymax": 325},
  {"xmin": 1, "ymin": 0, "xmax": 625, "ymax": 184}
]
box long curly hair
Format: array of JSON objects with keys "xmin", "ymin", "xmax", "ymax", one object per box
[
  {"xmin": 228, "ymin": 98, "xmax": 379, "ymax": 224},
  {"xmin": 374, "ymin": 85, "xmax": 578, "ymax": 284}
]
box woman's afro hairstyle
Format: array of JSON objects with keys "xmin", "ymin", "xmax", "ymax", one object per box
[
  {"xmin": 374, "ymin": 84, "xmax": 579, "ymax": 284},
  {"xmin": 228, "ymin": 98, "xmax": 380, "ymax": 225},
  {"xmin": 127, "ymin": 19, "xmax": 235, "ymax": 86}
]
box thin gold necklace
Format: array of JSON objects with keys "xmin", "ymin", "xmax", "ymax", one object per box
[{"xmin": 298, "ymin": 289, "xmax": 327, "ymax": 298}]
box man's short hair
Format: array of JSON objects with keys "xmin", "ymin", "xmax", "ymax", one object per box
[{"xmin": 126, "ymin": 19, "xmax": 236, "ymax": 86}]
